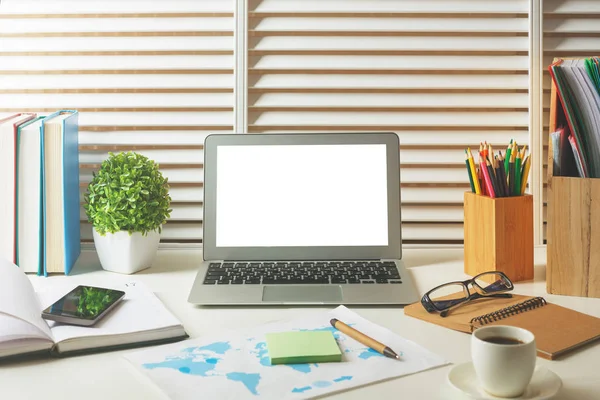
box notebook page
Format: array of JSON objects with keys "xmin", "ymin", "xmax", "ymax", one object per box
[
  {"xmin": 38, "ymin": 281, "xmax": 182, "ymax": 344},
  {"xmin": 0, "ymin": 258, "xmax": 53, "ymax": 341},
  {"xmin": 0, "ymin": 313, "xmax": 53, "ymax": 357},
  {"xmin": 0, "ymin": 314, "xmax": 51, "ymax": 342}
]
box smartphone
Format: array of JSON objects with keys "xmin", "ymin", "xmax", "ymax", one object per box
[{"xmin": 41, "ymin": 285, "xmax": 126, "ymax": 326}]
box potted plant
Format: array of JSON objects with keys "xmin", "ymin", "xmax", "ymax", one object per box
[{"xmin": 84, "ymin": 151, "xmax": 172, "ymax": 274}]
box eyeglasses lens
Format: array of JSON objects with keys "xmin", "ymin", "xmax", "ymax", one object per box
[
  {"xmin": 428, "ymin": 283, "xmax": 468, "ymax": 310},
  {"xmin": 474, "ymin": 272, "xmax": 511, "ymax": 294}
]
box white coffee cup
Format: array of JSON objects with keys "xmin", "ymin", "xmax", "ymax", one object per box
[{"xmin": 471, "ymin": 325, "xmax": 536, "ymax": 397}]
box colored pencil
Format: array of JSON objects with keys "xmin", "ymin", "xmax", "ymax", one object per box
[
  {"xmin": 520, "ymin": 144, "xmax": 528, "ymax": 159},
  {"xmin": 478, "ymin": 145, "xmax": 487, "ymax": 196},
  {"xmin": 486, "ymin": 160, "xmax": 500, "ymax": 198},
  {"xmin": 466, "ymin": 148, "xmax": 481, "ymax": 195},
  {"xmin": 515, "ymin": 146, "xmax": 522, "ymax": 196},
  {"xmin": 480, "ymin": 156, "xmax": 496, "ymax": 198},
  {"xmin": 520, "ymin": 155, "xmax": 531, "ymax": 195},
  {"xmin": 520, "ymin": 154, "xmax": 529, "ymax": 178},
  {"xmin": 465, "ymin": 156, "xmax": 475, "ymax": 193},
  {"xmin": 478, "ymin": 165, "xmax": 486, "ymax": 196},
  {"xmin": 504, "ymin": 139, "xmax": 513, "ymax": 174},
  {"xmin": 497, "ymin": 153, "xmax": 510, "ymax": 196},
  {"xmin": 508, "ymin": 150, "xmax": 516, "ymax": 197},
  {"xmin": 493, "ymin": 157, "xmax": 505, "ymax": 197}
]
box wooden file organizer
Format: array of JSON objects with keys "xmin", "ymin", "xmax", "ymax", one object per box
[
  {"xmin": 547, "ymin": 76, "xmax": 600, "ymax": 298},
  {"xmin": 464, "ymin": 192, "xmax": 534, "ymax": 283}
]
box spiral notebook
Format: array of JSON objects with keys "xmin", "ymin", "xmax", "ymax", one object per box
[{"xmin": 404, "ymin": 294, "xmax": 600, "ymax": 360}]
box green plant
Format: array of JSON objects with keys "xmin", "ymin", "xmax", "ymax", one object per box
[{"xmin": 84, "ymin": 151, "xmax": 172, "ymax": 235}]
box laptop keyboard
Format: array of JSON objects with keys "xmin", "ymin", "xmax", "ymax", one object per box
[{"xmin": 203, "ymin": 261, "xmax": 402, "ymax": 285}]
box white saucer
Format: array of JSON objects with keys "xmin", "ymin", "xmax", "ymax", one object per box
[{"xmin": 446, "ymin": 362, "xmax": 562, "ymax": 400}]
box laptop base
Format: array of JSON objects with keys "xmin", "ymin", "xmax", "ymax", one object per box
[{"xmin": 188, "ymin": 260, "xmax": 420, "ymax": 306}]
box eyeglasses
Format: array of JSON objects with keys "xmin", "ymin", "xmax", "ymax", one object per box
[{"xmin": 421, "ymin": 271, "xmax": 514, "ymax": 317}]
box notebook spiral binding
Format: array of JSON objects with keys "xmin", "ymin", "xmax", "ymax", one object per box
[{"xmin": 470, "ymin": 297, "xmax": 547, "ymax": 327}]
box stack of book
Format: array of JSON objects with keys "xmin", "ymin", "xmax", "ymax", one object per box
[
  {"xmin": 549, "ymin": 57, "xmax": 600, "ymax": 177},
  {"xmin": 0, "ymin": 111, "xmax": 80, "ymax": 275}
]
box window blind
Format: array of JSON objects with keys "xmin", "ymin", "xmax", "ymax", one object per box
[
  {"xmin": 0, "ymin": 0, "xmax": 235, "ymax": 245},
  {"xmin": 2, "ymin": 0, "xmax": 545, "ymax": 248},
  {"xmin": 542, "ymin": 0, "xmax": 600, "ymax": 243},
  {"xmin": 247, "ymin": 0, "xmax": 531, "ymax": 245}
]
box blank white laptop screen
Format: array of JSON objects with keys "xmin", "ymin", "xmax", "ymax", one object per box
[{"xmin": 215, "ymin": 144, "xmax": 388, "ymax": 247}]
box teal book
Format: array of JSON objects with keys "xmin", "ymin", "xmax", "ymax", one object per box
[
  {"xmin": 41, "ymin": 111, "xmax": 80, "ymax": 275},
  {"xmin": 265, "ymin": 331, "xmax": 342, "ymax": 365},
  {"xmin": 16, "ymin": 116, "xmax": 45, "ymax": 274}
]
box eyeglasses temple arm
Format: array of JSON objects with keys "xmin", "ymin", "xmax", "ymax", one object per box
[{"xmin": 439, "ymin": 293, "xmax": 513, "ymax": 318}]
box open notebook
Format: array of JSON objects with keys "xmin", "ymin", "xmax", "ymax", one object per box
[
  {"xmin": 405, "ymin": 294, "xmax": 600, "ymax": 360},
  {"xmin": 0, "ymin": 258, "xmax": 187, "ymax": 360}
]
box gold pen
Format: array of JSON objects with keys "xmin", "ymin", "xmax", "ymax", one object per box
[{"xmin": 330, "ymin": 318, "xmax": 401, "ymax": 360}]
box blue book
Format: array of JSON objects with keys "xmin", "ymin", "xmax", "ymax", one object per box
[{"xmin": 41, "ymin": 111, "xmax": 80, "ymax": 275}]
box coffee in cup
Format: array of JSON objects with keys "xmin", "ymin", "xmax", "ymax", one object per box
[
  {"xmin": 471, "ymin": 325, "xmax": 536, "ymax": 397},
  {"xmin": 481, "ymin": 336, "xmax": 524, "ymax": 345}
]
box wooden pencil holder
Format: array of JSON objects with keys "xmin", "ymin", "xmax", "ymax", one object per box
[{"xmin": 463, "ymin": 192, "xmax": 534, "ymax": 282}]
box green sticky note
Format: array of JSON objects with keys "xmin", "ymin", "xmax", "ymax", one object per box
[{"xmin": 265, "ymin": 331, "xmax": 342, "ymax": 365}]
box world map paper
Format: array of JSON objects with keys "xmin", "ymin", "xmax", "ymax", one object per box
[{"xmin": 125, "ymin": 306, "xmax": 447, "ymax": 399}]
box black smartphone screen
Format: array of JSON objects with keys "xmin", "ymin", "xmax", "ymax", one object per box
[{"xmin": 43, "ymin": 285, "xmax": 125, "ymax": 320}]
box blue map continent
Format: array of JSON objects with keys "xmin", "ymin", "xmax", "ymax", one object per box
[
  {"xmin": 143, "ymin": 341, "xmax": 261, "ymax": 395},
  {"xmin": 226, "ymin": 372, "xmax": 261, "ymax": 395},
  {"xmin": 358, "ymin": 348, "xmax": 385, "ymax": 360}
]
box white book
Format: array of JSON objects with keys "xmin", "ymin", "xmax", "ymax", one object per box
[
  {"xmin": 0, "ymin": 113, "xmax": 36, "ymax": 264},
  {"xmin": 0, "ymin": 258, "xmax": 187, "ymax": 360}
]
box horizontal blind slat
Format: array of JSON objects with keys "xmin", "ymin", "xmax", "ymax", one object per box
[
  {"xmin": 249, "ymin": 87, "xmax": 529, "ymax": 94},
  {"xmin": 0, "ymin": 13, "xmax": 234, "ymax": 19},
  {"xmin": 248, "ymin": 30, "xmax": 528, "ymax": 37},
  {"xmin": 249, "ymin": 12, "xmax": 528, "ymax": 18},
  {"xmin": 249, "ymin": 68, "xmax": 528, "ymax": 75},
  {"xmin": 0, "ymin": 51, "xmax": 234, "ymax": 56},
  {"xmin": 0, "ymin": 31, "xmax": 233, "ymax": 38},
  {"xmin": 0, "ymin": 88, "xmax": 233, "ymax": 93},
  {"xmin": 249, "ymin": 50, "xmax": 528, "ymax": 56}
]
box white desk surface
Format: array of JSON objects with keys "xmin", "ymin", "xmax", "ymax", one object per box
[{"xmin": 2, "ymin": 248, "xmax": 599, "ymax": 400}]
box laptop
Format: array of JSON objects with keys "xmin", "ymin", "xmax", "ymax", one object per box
[{"xmin": 188, "ymin": 132, "xmax": 420, "ymax": 305}]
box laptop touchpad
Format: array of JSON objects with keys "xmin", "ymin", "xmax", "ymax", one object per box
[{"xmin": 262, "ymin": 286, "xmax": 342, "ymax": 303}]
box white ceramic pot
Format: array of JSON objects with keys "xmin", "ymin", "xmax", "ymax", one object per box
[{"xmin": 93, "ymin": 229, "xmax": 160, "ymax": 274}]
